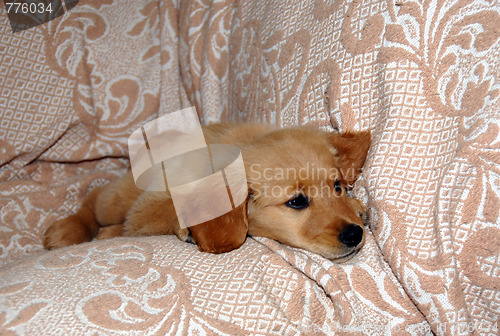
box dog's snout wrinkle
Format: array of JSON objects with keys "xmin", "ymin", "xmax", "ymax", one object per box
[{"xmin": 338, "ymin": 224, "xmax": 364, "ymax": 247}]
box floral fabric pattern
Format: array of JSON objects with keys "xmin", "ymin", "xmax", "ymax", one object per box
[{"xmin": 0, "ymin": 0, "xmax": 498, "ymax": 335}]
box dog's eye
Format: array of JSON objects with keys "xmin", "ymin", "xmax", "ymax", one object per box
[
  {"xmin": 334, "ymin": 179, "xmax": 343, "ymax": 195},
  {"xmin": 285, "ymin": 194, "xmax": 310, "ymax": 210}
]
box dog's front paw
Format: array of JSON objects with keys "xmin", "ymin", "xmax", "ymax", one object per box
[
  {"xmin": 175, "ymin": 227, "xmax": 196, "ymax": 245},
  {"xmin": 43, "ymin": 216, "xmax": 94, "ymax": 250}
]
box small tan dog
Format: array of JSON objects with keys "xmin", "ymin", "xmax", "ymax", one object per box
[{"xmin": 44, "ymin": 123, "xmax": 371, "ymax": 260}]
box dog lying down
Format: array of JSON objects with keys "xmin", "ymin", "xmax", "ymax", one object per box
[{"xmin": 44, "ymin": 123, "xmax": 371, "ymax": 261}]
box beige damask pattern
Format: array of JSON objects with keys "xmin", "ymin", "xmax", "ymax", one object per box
[{"xmin": 0, "ymin": 0, "xmax": 499, "ymax": 335}]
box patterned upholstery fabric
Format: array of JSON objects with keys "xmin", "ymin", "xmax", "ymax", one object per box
[{"xmin": 0, "ymin": 0, "xmax": 498, "ymax": 334}]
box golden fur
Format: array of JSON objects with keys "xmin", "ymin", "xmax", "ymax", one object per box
[{"xmin": 44, "ymin": 123, "xmax": 371, "ymax": 260}]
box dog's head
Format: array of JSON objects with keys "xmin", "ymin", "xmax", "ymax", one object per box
[{"xmin": 243, "ymin": 127, "xmax": 371, "ymax": 261}]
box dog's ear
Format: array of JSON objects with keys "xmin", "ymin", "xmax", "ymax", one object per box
[
  {"xmin": 327, "ymin": 131, "xmax": 371, "ymax": 185},
  {"xmin": 188, "ymin": 199, "xmax": 248, "ymax": 254}
]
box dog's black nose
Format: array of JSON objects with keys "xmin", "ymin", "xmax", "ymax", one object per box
[{"xmin": 339, "ymin": 224, "xmax": 364, "ymax": 247}]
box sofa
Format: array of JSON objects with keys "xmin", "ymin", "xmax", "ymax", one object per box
[{"xmin": 0, "ymin": 0, "xmax": 498, "ymax": 335}]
